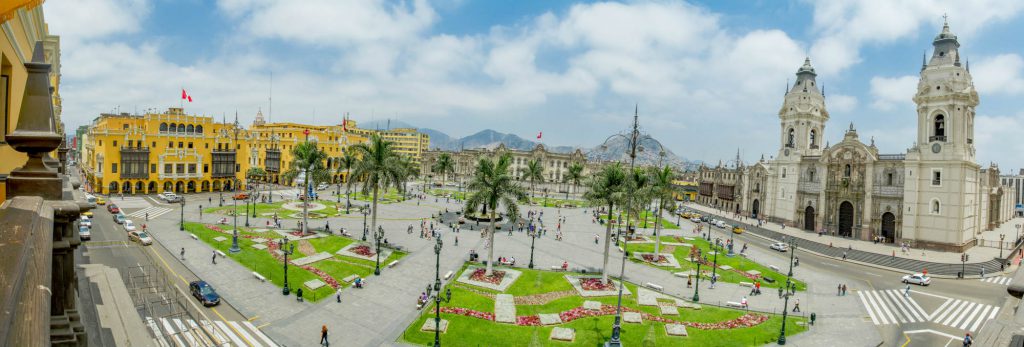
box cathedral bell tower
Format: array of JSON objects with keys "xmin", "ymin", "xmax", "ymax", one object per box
[
  {"xmin": 778, "ymin": 57, "xmax": 828, "ymax": 159},
  {"xmin": 912, "ymin": 17, "xmax": 978, "ymax": 161}
]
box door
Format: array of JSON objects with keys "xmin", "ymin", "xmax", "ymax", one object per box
[
  {"xmin": 838, "ymin": 201, "xmax": 854, "ymax": 237},
  {"xmin": 804, "ymin": 206, "xmax": 815, "ymax": 231},
  {"xmin": 881, "ymin": 212, "xmax": 896, "ymax": 243},
  {"xmin": 752, "ymin": 200, "xmax": 760, "ymax": 219}
]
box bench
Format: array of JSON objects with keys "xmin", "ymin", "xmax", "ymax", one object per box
[
  {"xmin": 388, "ymin": 260, "xmax": 399, "ymax": 268},
  {"xmin": 551, "ymin": 266, "xmax": 564, "ymax": 271},
  {"xmin": 416, "ymin": 295, "xmax": 434, "ymax": 310},
  {"xmin": 252, "ymin": 272, "xmax": 266, "ymax": 282},
  {"xmin": 768, "ymin": 265, "xmax": 780, "ymax": 272},
  {"xmin": 190, "ymin": 234, "xmax": 198, "ymax": 240},
  {"xmin": 342, "ymin": 275, "xmax": 360, "ymax": 283},
  {"xmin": 739, "ymin": 282, "xmax": 754, "ymax": 287},
  {"xmin": 618, "ymin": 246, "xmax": 624, "ymax": 253},
  {"xmin": 644, "ymin": 282, "xmax": 664, "ymax": 292},
  {"xmin": 444, "ymin": 271, "xmax": 453, "ymax": 280},
  {"xmin": 215, "ymin": 250, "xmax": 226, "ymax": 257},
  {"xmin": 726, "ymin": 301, "xmax": 745, "ymax": 308}
]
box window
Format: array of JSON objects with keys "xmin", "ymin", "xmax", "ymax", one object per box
[
  {"xmin": 787, "ymin": 128, "xmax": 795, "ymax": 147},
  {"xmin": 176, "ymin": 164, "xmax": 185, "ymax": 174},
  {"xmin": 934, "ymin": 115, "xmax": 945, "ymax": 137},
  {"xmin": 196, "ymin": 125, "xmax": 203, "ymax": 134},
  {"xmin": 123, "ymin": 124, "xmax": 129, "ymax": 130},
  {"xmin": 205, "ymin": 143, "xmax": 209, "ymax": 149},
  {"xmin": 932, "ymin": 170, "xmax": 941, "ymax": 186},
  {"xmin": 188, "ymin": 142, "xmax": 193, "ymax": 148},
  {"xmin": 168, "ymin": 141, "xmax": 173, "ymax": 148},
  {"xmin": 809, "ymin": 129, "xmax": 816, "ymax": 146},
  {"xmin": 807, "ymin": 168, "xmax": 815, "ymax": 182},
  {"xmin": 111, "ymin": 163, "xmax": 118, "ymax": 173},
  {"xmin": 128, "ymin": 140, "xmax": 133, "ymax": 147},
  {"xmin": 844, "ymin": 164, "xmax": 852, "ymax": 178},
  {"xmin": 113, "ymin": 140, "xmax": 118, "ymax": 147},
  {"xmin": 159, "ymin": 123, "xmax": 167, "ymax": 132},
  {"xmin": 170, "ymin": 123, "xmax": 177, "ymax": 132},
  {"xmin": 164, "ymin": 164, "xmax": 172, "ymax": 173},
  {"xmin": 187, "ymin": 124, "xmax": 194, "ymax": 133},
  {"xmin": 152, "ymin": 142, "xmax": 156, "ymax": 147},
  {"xmin": 932, "ymin": 200, "xmax": 941, "ymax": 214},
  {"xmin": 188, "ymin": 164, "xmax": 197, "ymax": 174},
  {"xmin": 887, "ymin": 173, "xmax": 894, "ymax": 186},
  {"xmin": 782, "ymin": 168, "xmax": 787, "ymax": 178},
  {"xmin": 151, "ymin": 164, "xmax": 156, "ymax": 173},
  {"xmin": 178, "ymin": 142, "xmax": 183, "ymax": 148},
  {"xmin": 204, "ymin": 164, "xmax": 209, "ymax": 173}
]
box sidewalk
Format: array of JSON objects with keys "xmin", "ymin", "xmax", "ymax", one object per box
[{"xmin": 686, "ymin": 203, "xmax": 1008, "ymax": 277}]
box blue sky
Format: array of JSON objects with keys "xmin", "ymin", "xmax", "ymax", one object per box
[{"xmin": 46, "ymin": 0, "xmax": 1024, "ymax": 171}]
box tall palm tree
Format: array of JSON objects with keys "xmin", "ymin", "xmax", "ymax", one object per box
[
  {"xmin": 282, "ymin": 141, "xmax": 330, "ymax": 234},
  {"xmin": 399, "ymin": 155, "xmax": 419, "ymax": 200},
  {"xmin": 626, "ymin": 167, "xmax": 653, "ymax": 232},
  {"xmin": 524, "ymin": 159, "xmax": 544, "ymax": 200},
  {"xmin": 350, "ymin": 134, "xmax": 406, "ymax": 241},
  {"xmin": 584, "ymin": 163, "xmax": 628, "ymax": 282},
  {"xmin": 337, "ymin": 151, "xmax": 357, "ymax": 213},
  {"xmin": 432, "ymin": 152, "xmax": 455, "ymax": 193},
  {"xmin": 465, "ymin": 153, "xmax": 527, "ymax": 276},
  {"xmin": 564, "ymin": 162, "xmax": 585, "ymax": 200},
  {"xmin": 649, "ymin": 165, "xmax": 676, "ymax": 255}
]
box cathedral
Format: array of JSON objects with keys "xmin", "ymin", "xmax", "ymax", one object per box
[{"xmin": 695, "ymin": 20, "xmax": 1015, "ymax": 252}]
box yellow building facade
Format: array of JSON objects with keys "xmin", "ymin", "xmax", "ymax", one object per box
[{"xmin": 343, "ymin": 120, "xmax": 430, "ymax": 165}]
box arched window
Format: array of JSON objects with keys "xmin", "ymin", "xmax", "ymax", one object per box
[
  {"xmin": 934, "ymin": 115, "xmax": 945, "ymax": 137},
  {"xmin": 177, "ymin": 124, "xmax": 185, "ymax": 133},
  {"xmin": 932, "ymin": 200, "xmax": 941, "ymax": 214},
  {"xmin": 809, "ymin": 129, "xmax": 816, "ymax": 146},
  {"xmin": 844, "ymin": 164, "xmax": 852, "ymax": 178},
  {"xmin": 159, "ymin": 123, "xmax": 168, "ymax": 132},
  {"xmin": 887, "ymin": 172, "xmax": 894, "ymax": 186},
  {"xmin": 169, "ymin": 123, "xmax": 177, "ymax": 133},
  {"xmin": 782, "ymin": 168, "xmax": 787, "ymax": 178},
  {"xmin": 807, "ymin": 168, "xmax": 815, "ymax": 182},
  {"xmin": 196, "ymin": 125, "xmax": 204, "ymax": 134},
  {"xmin": 187, "ymin": 124, "xmax": 195, "ymax": 133},
  {"xmin": 787, "ymin": 128, "xmax": 795, "ymax": 147}
]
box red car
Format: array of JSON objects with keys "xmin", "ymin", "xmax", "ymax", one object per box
[{"xmin": 107, "ymin": 204, "xmax": 120, "ymax": 214}]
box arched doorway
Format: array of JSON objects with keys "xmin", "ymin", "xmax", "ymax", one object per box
[
  {"xmin": 175, "ymin": 181, "xmax": 185, "ymax": 193},
  {"xmin": 122, "ymin": 181, "xmax": 131, "ymax": 194},
  {"xmin": 135, "ymin": 181, "xmax": 143, "ymax": 194},
  {"xmin": 804, "ymin": 206, "xmax": 815, "ymax": 231},
  {"xmin": 213, "ymin": 181, "xmax": 222, "ymax": 191},
  {"xmin": 838, "ymin": 201, "xmax": 854, "ymax": 237},
  {"xmin": 148, "ymin": 181, "xmax": 156, "ymax": 194},
  {"xmin": 108, "ymin": 182, "xmax": 119, "ymax": 194},
  {"xmin": 163, "ymin": 181, "xmax": 173, "ymax": 193},
  {"xmin": 224, "ymin": 180, "xmax": 233, "ymax": 191},
  {"xmin": 881, "ymin": 212, "xmax": 896, "ymax": 243},
  {"xmin": 752, "ymin": 200, "xmax": 760, "ymax": 219},
  {"xmin": 735, "ymin": 204, "xmax": 740, "ymax": 213},
  {"xmin": 187, "ymin": 181, "xmax": 196, "ymax": 193},
  {"xmin": 202, "ymin": 181, "xmax": 210, "ymax": 192}
]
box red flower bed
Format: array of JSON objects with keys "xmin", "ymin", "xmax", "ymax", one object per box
[
  {"xmin": 349, "ymin": 245, "xmax": 376, "ymax": 257},
  {"xmin": 684, "ymin": 313, "xmax": 768, "ymax": 329},
  {"xmin": 579, "ymin": 278, "xmax": 616, "ymax": 291},
  {"xmin": 264, "ymin": 237, "xmax": 340, "ymax": 289},
  {"xmin": 288, "ymin": 230, "xmax": 307, "ymax": 237},
  {"xmin": 516, "ymin": 315, "xmax": 541, "ymax": 326},
  {"xmin": 641, "ymin": 254, "xmax": 668, "ymax": 263},
  {"xmin": 469, "ymin": 269, "xmax": 506, "ymax": 285},
  {"xmin": 440, "ymin": 307, "xmax": 494, "ymax": 321}
]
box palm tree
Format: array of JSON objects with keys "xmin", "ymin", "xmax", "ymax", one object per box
[
  {"xmin": 465, "ymin": 153, "xmax": 527, "ymax": 276},
  {"xmin": 337, "ymin": 151, "xmax": 357, "ymax": 213},
  {"xmin": 524, "ymin": 158, "xmax": 544, "ymax": 201},
  {"xmin": 351, "ymin": 134, "xmax": 406, "ymax": 242},
  {"xmin": 564, "ymin": 162, "xmax": 585, "ymax": 200},
  {"xmin": 282, "ymin": 141, "xmax": 330, "ymax": 234},
  {"xmin": 584, "ymin": 163, "xmax": 628, "ymax": 282},
  {"xmin": 625, "ymin": 167, "xmax": 653, "ymax": 233},
  {"xmin": 399, "ymin": 155, "xmax": 419, "ymax": 200},
  {"xmin": 432, "ymin": 152, "xmax": 455, "ymax": 193},
  {"xmin": 649, "ymin": 165, "xmax": 676, "ymax": 255}
]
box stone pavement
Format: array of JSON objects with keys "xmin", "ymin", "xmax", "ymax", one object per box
[{"xmin": 687, "ymin": 203, "xmax": 1009, "ymax": 277}]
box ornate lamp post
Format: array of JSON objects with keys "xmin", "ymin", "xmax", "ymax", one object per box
[
  {"xmin": 362, "ymin": 207, "xmax": 370, "ymax": 241},
  {"xmin": 712, "ymin": 238, "xmax": 719, "ymax": 281},
  {"xmin": 230, "ymin": 193, "xmax": 241, "ymax": 253},
  {"xmin": 179, "ymin": 198, "xmax": 186, "ymax": 231},
  {"xmin": 244, "ymin": 191, "xmax": 251, "ymax": 227},
  {"xmin": 431, "ymin": 236, "xmax": 446, "ymax": 346},
  {"xmin": 279, "ymin": 238, "xmax": 295, "ymax": 295},
  {"xmin": 727, "ymin": 222, "xmax": 736, "ymax": 256},
  {"xmin": 692, "ymin": 250, "xmax": 702, "ymax": 302},
  {"xmin": 374, "ymin": 226, "xmax": 385, "ymax": 275},
  {"xmin": 528, "ymin": 223, "xmax": 539, "ymax": 269},
  {"xmin": 778, "ymin": 238, "xmax": 798, "ymax": 345},
  {"xmin": 1000, "ymin": 234, "xmax": 1006, "ymax": 258},
  {"xmin": 252, "ymin": 192, "xmax": 257, "ymax": 218}
]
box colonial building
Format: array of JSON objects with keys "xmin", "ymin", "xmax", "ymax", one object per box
[
  {"xmin": 421, "ymin": 143, "xmax": 595, "ymax": 194},
  {"xmin": 697, "ymin": 21, "xmax": 1015, "ymax": 251},
  {"xmin": 1000, "ymin": 169, "xmax": 1024, "ymax": 217}
]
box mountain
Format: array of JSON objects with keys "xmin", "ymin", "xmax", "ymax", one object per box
[
  {"xmin": 586, "ymin": 134, "xmax": 696, "ymax": 170},
  {"xmin": 357, "ymin": 119, "xmax": 417, "ymax": 131},
  {"xmin": 419, "ymin": 128, "xmax": 457, "ymax": 150},
  {"xmin": 421, "ymin": 128, "xmax": 575, "ymax": 153}
]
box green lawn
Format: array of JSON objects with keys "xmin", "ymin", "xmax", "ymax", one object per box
[
  {"xmin": 400, "ymin": 266, "xmax": 807, "ymax": 346},
  {"xmin": 427, "ymin": 189, "xmax": 467, "ymax": 200},
  {"xmin": 600, "ymin": 211, "xmax": 681, "ymax": 230},
  {"xmin": 184, "ymin": 222, "xmax": 407, "ymax": 302},
  {"xmin": 527, "ymin": 196, "xmax": 588, "ymax": 208},
  {"xmin": 626, "ymin": 236, "xmax": 806, "ymax": 291}
]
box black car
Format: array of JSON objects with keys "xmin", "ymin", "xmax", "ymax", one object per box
[{"xmin": 189, "ymin": 281, "xmax": 221, "ymax": 306}]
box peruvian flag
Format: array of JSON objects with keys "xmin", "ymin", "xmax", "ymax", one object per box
[
  {"xmin": 181, "ymin": 89, "xmax": 193, "ymax": 102},
  {"xmin": 342, "ymin": 116, "xmax": 347, "ymax": 131},
  {"xmin": 536, "ymin": 131, "xmax": 542, "ymax": 140}
]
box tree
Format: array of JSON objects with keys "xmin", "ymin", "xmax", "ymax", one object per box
[
  {"xmin": 564, "ymin": 162, "xmax": 585, "ymax": 200},
  {"xmin": 337, "ymin": 151, "xmax": 356, "ymax": 213},
  {"xmin": 432, "ymin": 152, "xmax": 455, "ymax": 193},
  {"xmin": 465, "ymin": 153, "xmax": 527, "ymax": 276},
  {"xmin": 625, "ymin": 167, "xmax": 653, "ymax": 232},
  {"xmin": 246, "ymin": 167, "xmax": 267, "ymax": 182},
  {"xmin": 584, "ymin": 163, "xmax": 628, "ymax": 282},
  {"xmin": 351, "ymin": 134, "xmax": 406, "ymax": 241},
  {"xmin": 282, "ymin": 141, "xmax": 330, "ymax": 234},
  {"xmin": 649, "ymin": 165, "xmax": 677, "ymax": 255},
  {"xmin": 524, "ymin": 159, "xmax": 544, "ymax": 201},
  {"xmin": 399, "ymin": 155, "xmax": 419, "ymax": 200}
]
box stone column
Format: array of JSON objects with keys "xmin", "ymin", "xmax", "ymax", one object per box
[{"xmin": 5, "ymin": 42, "xmax": 63, "ymax": 200}]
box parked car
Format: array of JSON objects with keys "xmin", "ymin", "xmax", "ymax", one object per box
[
  {"xmin": 82, "ymin": 210, "xmax": 94, "ymax": 217},
  {"xmin": 79, "ymin": 215, "xmax": 92, "ymax": 228},
  {"xmin": 160, "ymin": 192, "xmax": 181, "ymax": 202},
  {"xmin": 902, "ymin": 273, "xmax": 931, "ymax": 286},
  {"xmin": 85, "ymin": 194, "xmax": 97, "ymax": 207},
  {"xmin": 233, "ymin": 192, "xmax": 249, "ymax": 200},
  {"xmin": 96, "ymin": 197, "xmax": 107, "ymax": 205},
  {"xmin": 113, "ymin": 213, "xmax": 126, "ymax": 224},
  {"xmin": 316, "ymin": 183, "xmax": 329, "ymax": 190},
  {"xmin": 107, "ymin": 204, "xmax": 120, "ymax": 214},
  {"xmin": 123, "ymin": 219, "xmax": 137, "ymax": 232},
  {"xmin": 714, "ymin": 220, "xmax": 727, "ymax": 228},
  {"xmin": 189, "ymin": 281, "xmax": 221, "ymax": 306},
  {"xmin": 690, "ymin": 217, "xmax": 701, "ymax": 223},
  {"xmin": 79, "ymin": 226, "xmax": 91, "ymax": 241},
  {"xmin": 128, "ymin": 231, "xmax": 152, "ymax": 246},
  {"xmin": 769, "ymin": 242, "xmax": 789, "ymax": 252}
]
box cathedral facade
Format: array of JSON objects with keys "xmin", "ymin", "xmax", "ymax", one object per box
[{"xmin": 695, "ymin": 21, "xmax": 1015, "ymax": 252}]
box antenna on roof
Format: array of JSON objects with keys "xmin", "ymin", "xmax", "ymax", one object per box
[{"xmin": 268, "ymin": 71, "xmax": 273, "ymax": 123}]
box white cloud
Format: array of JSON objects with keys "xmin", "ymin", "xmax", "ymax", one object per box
[
  {"xmin": 45, "ymin": 0, "xmax": 150, "ymax": 45},
  {"xmin": 972, "ymin": 54, "xmax": 1024, "ymax": 95},
  {"xmin": 828, "ymin": 94, "xmax": 858, "ymax": 113},
  {"xmin": 975, "ymin": 114, "xmax": 1024, "ymax": 170},
  {"xmin": 869, "ymin": 75, "xmax": 918, "ymax": 110}
]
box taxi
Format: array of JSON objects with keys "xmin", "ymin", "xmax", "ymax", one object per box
[
  {"xmin": 732, "ymin": 226, "xmax": 745, "ymax": 234},
  {"xmin": 96, "ymin": 197, "xmax": 106, "ymax": 205}
]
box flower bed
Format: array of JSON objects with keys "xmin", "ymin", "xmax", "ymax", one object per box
[
  {"xmin": 439, "ymin": 307, "xmax": 494, "ymax": 321},
  {"xmin": 442, "ymin": 302, "xmax": 771, "ymax": 330},
  {"xmin": 349, "ymin": 245, "xmax": 376, "ymax": 257},
  {"xmin": 469, "ymin": 268, "xmax": 506, "ymax": 285},
  {"xmin": 265, "ymin": 236, "xmax": 340, "ymax": 289},
  {"xmin": 580, "ymin": 278, "xmax": 616, "ymax": 291},
  {"xmin": 515, "ymin": 315, "xmax": 541, "ymax": 326},
  {"xmin": 641, "ymin": 254, "xmax": 669, "ymax": 264},
  {"xmin": 684, "ymin": 313, "xmax": 768, "ymax": 329}
]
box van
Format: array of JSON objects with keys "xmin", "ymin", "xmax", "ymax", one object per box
[{"xmin": 85, "ymin": 194, "xmax": 97, "ymax": 208}]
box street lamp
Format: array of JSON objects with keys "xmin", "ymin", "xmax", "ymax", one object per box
[
  {"xmin": 252, "ymin": 193, "xmax": 257, "ymax": 218},
  {"xmin": 712, "ymin": 237, "xmax": 719, "ymax": 281},
  {"xmin": 374, "ymin": 226, "xmax": 385, "ymax": 275},
  {"xmin": 179, "ymin": 198, "xmax": 186, "ymax": 231},
  {"xmin": 230, "ymin": 193, "xmax": 241, "ymax": 254},
  {"xmin": 1000, "ymin": 234, "xmax": 1006, "ymax": 258},
  {"xmin": 362, "ymin": 207, "xmax": 370, "ymax": 241},
  {"xmin": 279, "ymin": 238, "xmax": 295, "ymax": 295},
  {"xmin": 244, "ymin": 191, "xmax": 251, "ymax": 227},
  {"xmin": 528, "ymin": 223, "xmax": 539, "ymax": 269},
  {"xmin": 778, "ymin": 238, "xmax": 798, "ymax": 345},
  {"xmin": 432, "ymin": 236, "xmax": 445, "ymax": 347},
  {"xmin": 1016, "ymin": 224, "xmax": 1021, "ymax": 245},
  {"xmin": 692, "ymin": 250, "xmax": 702, "ymax": 302}
]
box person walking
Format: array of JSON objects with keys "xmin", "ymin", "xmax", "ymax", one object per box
[
  {"xmin": 792, "ymin": 299, "xmax": 800, "ymax": 312},
  {"xmin": 212, "ymin": 250, "xmax": 217, "ymax": 264},
  {"xmin": 741, "ymin": 296, "xmax": 748, "ymax": 310},
  {"xmin": 320, "ymin": 325, "xmax": 329, "ymax": 346},
  {"xmin": 904, "ymin": 284, "xmax": 911, "ymax": 298},
  {"xmin": 963, "ymin": 332, "xmax": 972, "ymax": 346},
  {"xmin": 687, "ymin": 277, "xmax": 692, "ymax": 288},
  {"xmin": 180, "ymin": 247, "xmax": 185, "ymax": 261},
  {"xmin": 842, "ymin": 284, "xmax": 847, "ymax": 296},
  {"xmin": 837, "ymin": 284, "xmax": 842, "ymax": 296}
]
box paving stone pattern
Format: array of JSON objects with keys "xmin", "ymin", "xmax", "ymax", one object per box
[
  {"xmin": 550, "ymin": 327, "xmax": 575, "ymax": 341},
  {"xmin": 623, "ymin": 312, "xmax": 643, "ymax": 324},
  {"xmin": 665, "ymin": 324, "xmax": 688, "ymax": 336},
  {"xmin": 538, "ymin": 313, "xmax": 562, "ymax": 325},
  {"xmin": 495, "ymin": 294, "xmax": 516, "ymax": 323},
  {"xmin": 420, "ymin": 319, "xmax": 448, "ymax": 333},
  {"xmin": 583, "ymin": 300, "xmax": 602, "ymax": 310}
]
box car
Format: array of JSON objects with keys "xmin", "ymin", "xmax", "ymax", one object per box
[
  {"xmin": 96, "ymin": 197, "xmax": 106, "ymax": 205},
  {"xmin": 770, "ymin": 242, "xmax": 789, "ymax": 252},
  {"xmin": 189, "ymin": 281, "xmax": 221, "ymax": 306},
  {"xmin": 123, "ymin": 220, "xmax": 137, "ymax": 232},
  {"xmin": 732, "ymin": 226, "xmax": 745, "ymax": 234},
  {"xmin": 79, "ymin": 215, "xmax": 92, "ymax": 228},
  {"xmin": 113, "ymin": 213, "xmax": 126, "ymax": 224},
  {"xmin": 79, "ymin": 226, "xmax": 91, "ymax": 241},
  {"xmin": 107, "ymin": 204, "xmax": 120, "ymax": 214},
  {"xmin": 690, "ymin": 217, "xmax": 701, "ymax": 223},
  {"xmin": 316, "ymin": 183, "xmax": 329, "ymax": 190},
  {"xmin": 714, "ymin": 220, "xmax": 728, "ymax": 228},
  {"xmin": 902, "ymin": 274, "xmax": 931, "ymax": 286},
  {"xmin": 85, "ymin": 194, "xmax": 97, "ymax": 207},
  {"xmin": 233, "ymin": 192, "xmax": 249, "ymax": 200},
  {"xmin": 159, "ymin": 192, "xmax": 181, "ymax": 203},
  {"xmin": 82, "ymin": 210, "xmax": 94, "ymax": 217},
  {"xmin": 128, "ymin": 231, "xmax": 152, "ymax": 246}
]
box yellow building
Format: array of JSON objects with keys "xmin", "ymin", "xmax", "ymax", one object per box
[
  {"xmin": 672, "ymin": 179, "xmax": 698, "ymax": 202},
  {"xmin": 343, "ymin": 120, "xmax": 430, "ymax": 165},
  {"xmin": 0, "ymin": 3, "xmax": 62, "ymax": 201},
  {"xmin": 247, "ymin": 110, "xmax": 367, "ymax": 185}
]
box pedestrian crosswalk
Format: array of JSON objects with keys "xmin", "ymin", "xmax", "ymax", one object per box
[
  {"xmin": 111, "ymin": 196, "xmax": 152, "ymax": 209},
  {"xmin": 145, "ymin": 316, "xmax": 277, "ymax": 347},
  {"xmin": 857, "ymin": 289, "xmax": 929, "ymax": 325},
  {"xmin": 928, "ymin": 299, "xmax": 999, "ymax": 331},
  {"xmin": 980, "ymin": 276, "xmax": 1013, "ymax": 285},
  {"xmin": 126, "ymin": 206, "xmax": 174, "ymax": 220}
]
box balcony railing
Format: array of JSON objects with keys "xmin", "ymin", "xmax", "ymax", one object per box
[
  {"xmin": 929, "ymin": 135, "xmax": 946, "ymax": 142},
  {"xmin": 809, "ymin": 144, "xmax": 819, "ymax": 149}
]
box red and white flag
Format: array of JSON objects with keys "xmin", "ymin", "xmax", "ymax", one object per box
[
  {"xmin": 342, "ymin": 115, "xmax": 348, "ymax": 131},
  {"xmin": 181, "ymin": 89, "xmax": 193, "ymax": 102},
  {"xmin": 536, "ymin": 131, "xmax": 542, "ymax": 139}
]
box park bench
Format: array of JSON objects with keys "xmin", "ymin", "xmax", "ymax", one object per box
[
  {"xmin": 252, "ymin": 272, "xmax": 266, "ymax": 282},
  {"xmin": 726, "ymin": 301, "xmax": 745, "ymax": 308},
  {"xmin": 215, "ymin": 250, "xmax": 226, "ymax": 257},
  {"xmin": 189, "ymin": 234, "xmax": 198, "ymax": 240},
  {"xmin": 644, "ymin": 282, "xmax": 664, "ymax": 292},
  {"xmin": 342, "ymin": 275, "xmax": 360, "ymax": 283},
  {"xmin": 444, "ymin": 271, "xmax": 454, "ymax": 280},
  {"xmin": 739, "ymin": 282, "xmax": 754, "ymax": 287},
  {"xmin": 768, "ymin": 265, "xmax": 781, "ymax": 272},
  {"xmin": 388, "ymin": 260, "xmax": 400, "ymax": 268},
  {"xmin": 551, "ymin": 266, "xmax": 563, "ymax": 271},
  {"xmin": 416, "ymin": 295, "xmax": 434, "ymax": 310}
]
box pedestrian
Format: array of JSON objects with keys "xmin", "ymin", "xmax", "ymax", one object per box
[
  {"xmin": 741, "ymin": 296, "xmax": 748, "ymax": 309},
  {"xmin": 455, "ymin": 236, "xmax": 459, "ymax": 246},
  {"xmin": 297, "ymin": 287, "xmax": 304, "ymax": 302},
  {"xmin": 336, "ymin": 289, "xmax": 342, "ymax": 303},
  {"xmin": 792, "ymin": 299, "xmax": 800, "ymax": 312},
  {"xmin": 838, "ymin": 284, "xmax": 842, "ymax": 296},
  {"xmin": 842, "ymin": 252, "xmax": 847, "ymax": 261},
  {"xmin": 687, "ymin": 277, "xmax": 692, "ymax": 288},
  {"xmin": 963, "ymin": 332, "xmax": 972, "ymax": 346},
  {"xmin": 904, "ymin": 284, "xmax": 911, "ymax": 297},
  {"xmin": 181, "ymin": 247, "xmax": 185, "ymax": 261},
  {"xmin": 892, "ymin": 250, "xmax": 895, "ymax": 261},
  {"xmin": 212, "ymin": 250, "xmax": 217, "ymax": 264},
  {"xmin": 321, "ymin": 325, "xmax": 329, "ymax": 346},
  {"xmin": 842, "ymin": 284, "xmax": 847, "ymax": 296},
  {"xmin": 594, "ymin": 234, "xmax": 599, "ymax": 244},
  {"xmin": 145, "ymin": 212, "xmax": 149, "ymax": 221}
]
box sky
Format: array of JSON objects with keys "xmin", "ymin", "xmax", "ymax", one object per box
[{"xmin": 45, "ymin": 0, "xmax": 1024, "ymax": 171}]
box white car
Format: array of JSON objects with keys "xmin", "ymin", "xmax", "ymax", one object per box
[
  {"xmin": 317, "ymin": 183, "xmax": 329, "ymax": 190},
  {"xmin": 129, "ymin": 231, "xmax": 153, "ymax": 246},
  {"xmin": 123, "ymin": 220, "xmax": 137, "ymax": 232},
  {"xmin": 902, "ymin": 273, "xmax": 931, "ymax": 286},
  {"xmin": 714, "ymin": 220, "xmax": 728, "ymax": 228},
  {"xmin": 690, "ymin": 217, "xmax": 701, "ymax": 223},
  {"xmin": 769, "ymin": 242, "xmax": 789, "ymax": 252},
  {"xmin": 79, "ymin": 215, "xmax": 92, "ymax": 228}
]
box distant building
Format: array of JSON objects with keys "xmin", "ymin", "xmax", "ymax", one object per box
[
  {"xmin": 421, "ymin": 143, "xmax": 595, "ymax": 195},
  {"xmin": 1001, "ymin": 169, "xmax": 1024, "ymax": 216}
]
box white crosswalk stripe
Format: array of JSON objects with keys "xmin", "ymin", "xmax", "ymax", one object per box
[
  {"xmin": 929, "ymin": 299, "xmax": 999, "ymax": 331},
  {"xmin": 109, "ymin": 196, "xmax": 152, "ymax": 209},
  {"xmin": 126, "ymin": 206, "xmax": 174, "ymax": 220},
  {"xmin": 857, "ymin": 289, "xmax": 928, "ymax": 325},
  {"xmin": 145, "ymin": 316, "xmax": 278, "ymax": 346},
  {"xmin": 981, "ymin": 276, "xmax": 1013, "ymax": 285}
]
